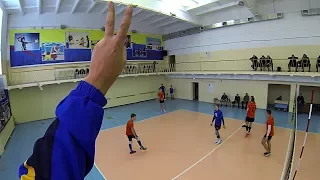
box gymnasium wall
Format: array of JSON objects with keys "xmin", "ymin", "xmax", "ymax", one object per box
[
  {"xmin": 9, "ymin": 75, "xmax": 165, "ymax": 124},
  {"xmin": 165, "ymin": 0, "xmax": 320, "ymax": 71},
  {"xmin": 1, "ymin": 6, "xmax": 8, "ymax": 74},
  {"xmin": 168, "ymin": 78, "xmax": 320, "ymax": 112}
]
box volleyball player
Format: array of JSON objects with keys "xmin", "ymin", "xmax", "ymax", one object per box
[
  {"xmin": 245, "ymin": 96, "xmax": 256, "ymax": 136},
  {"xmin": 210, "ymin": 104, "xmax": 226, "ymax": 144},
  {"xmin": 126, "ymin": 113, "xmax": 147, "ymax": 154},
  {"xmin": 261, "ymin": 110, "xmax": 274, "ymax": 157},
  {"xmin": 158, "ymin": 88, "xmax": 166, "ymax": 112}
]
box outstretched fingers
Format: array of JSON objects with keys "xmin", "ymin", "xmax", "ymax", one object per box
[
  {"xmin": 105, "ymin": 2, "xmax": 115, "ymax": 37},
  {"xmin": 116, "ymin": 6, "xmax": 133, "ymax": 45}
]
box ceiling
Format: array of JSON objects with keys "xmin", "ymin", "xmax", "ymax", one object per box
[{"xmin": 0, "ymin": 0, "xmax": 255, "ymax": 29}]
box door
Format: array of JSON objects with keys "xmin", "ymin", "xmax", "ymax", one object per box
[{"xmin": 193, "ymin": 82, "xmax": 199, "ymax": 100}]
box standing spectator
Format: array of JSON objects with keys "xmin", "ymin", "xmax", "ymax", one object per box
[
  {"xmin": 297, "ymin": 93, "xmax": 305, "ymax": 113},
  {"xmin": 220, "ymin": 93, "xmax": 229, "ymax": 107},
  {"xmin": 169, "ymin": 85, "xmax": 174, "ymax": 100},
  {"xmin": 242, "ymin": 93, "xmax": 249, "ymax": 109},
  {"xmin": 153, "ymin": 61, "xmax": 157, "ymax": 72},
  {"xmin": 232, "ymin": 94, "xmax": 241, "ymax": 108},
  {"xmin": 160, "ymin": 84, "xmax": 166, "ymax": 99}
]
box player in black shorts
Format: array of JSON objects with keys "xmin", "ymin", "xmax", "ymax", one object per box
[{"xmin": 126, "ymin": 114, "xmax": 147, "ymax": 154}]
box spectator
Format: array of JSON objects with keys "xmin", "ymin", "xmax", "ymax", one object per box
[
  {"xmin": 276, "ymin": 96, "xmax": 283, "ymax": 100},
  {"xmin": 220, "ymin": 93, "xmax": 229, "ymax": 107},
  {"xmin": 266, "ymin": 55, "xmax": 273, "ymax": 71},
  {"xmin": 288, "ymin": 54, "xmax": 299, "ymax": 72},
  {"xmin": 316, "ymin": 56, "xmax": 320, "ymax": 72},
  {"xmin": 297, "ymin": 93, "xmax": 305, "ymax": 113},
  {"xmin": 242, "ymin": 93, "xmax": 249, "ymax": 109},
  {"xmin": 232, "ymin": 94, "xmax": 241, "ymax": 108},
  {"xmin": 259, "ymin": 55, "xmax": 266, "ymax": 71},
  {"xmin": 153, "ymin": 61, "xmax": 157, "ymax": 72},
  {"xmin": 250, "ymin": 55, "xmax": 259, "ymax": 71},
  {"xmin": 301, "ymin": 54, "xmax": 311, "ymax": 72}
]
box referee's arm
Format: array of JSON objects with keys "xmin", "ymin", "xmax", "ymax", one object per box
[{"xmin": 18, "ymin": 81, "xmax": 107, "ymax": 180}]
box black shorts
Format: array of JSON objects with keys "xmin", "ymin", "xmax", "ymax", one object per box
[
  {"xmin": 263, "ymin": 134, "xmax": 272, "ymax": 141},
  {"xmin": 215, "ymin": 125, "xmax": 221, "ymax": 130},
  {"xmin": 160, "ymin": 100, "xmax": 164, "ymax": 103},
  {"xmin": 127, "ymin": 135, "xmax": 136, "ymax": 141},
  {"xmin": 246, "ymin": 116, "xmax": 255, "ymax": 122}
]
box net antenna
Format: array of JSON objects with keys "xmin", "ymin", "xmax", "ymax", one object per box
[{"xmin": 292, "ymin": 89, "xmax": 314, "ymax": 179}]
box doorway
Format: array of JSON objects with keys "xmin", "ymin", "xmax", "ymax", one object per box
[
  {"xmin": 169, "ymin": 55, "xmax": 176, "ymax": 72},
  {"xmin": 193, "ymin": 82, "xmax": 199, "ymax": 100}
]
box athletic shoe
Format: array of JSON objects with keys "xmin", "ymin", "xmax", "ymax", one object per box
[
  {"xmin": 245, "ymin": 132, "xmax": 250, "ymax": 137},
  {"xmin": 163, "ymin": 109, "xmax": 166, "ymax": 113},
  {"xmin": 140, "ymin": 147, "xmax": 147, "ymax": 150},
  {"xmin": 217, "ymin": 139, "xmax": 222, "ymax": 144},
  {"xmin": 264, "ymin": 152, "xmax": 271, "ymax": 157},
  {"xmin": 130, "ymin": 150, "xmax": 136, "ymax": 154},
  {"xmin": 214, "ymin": 139, "xmax": 218, "ymax": 144}
]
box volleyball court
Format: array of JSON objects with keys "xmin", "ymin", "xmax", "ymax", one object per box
[{"xmin": 94, "ymin": 86, "xmax": 318, "ymax": 180}]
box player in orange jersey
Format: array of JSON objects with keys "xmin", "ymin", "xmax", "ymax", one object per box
[
  {"xmin": 245, "ymin": 96, "xmax": 256, "ymax": 136},
  {"xmin": 126, "ymin": 113, "xmax": 147, "ymax": 154},
  {"xmin": 158, "ymin": 88, "xmax": 166, "ymax": 112},
  {"xmin": 261, "ymin": 110, "xmax": 274, "ymax": 157}
]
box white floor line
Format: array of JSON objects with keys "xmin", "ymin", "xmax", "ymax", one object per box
[
  {"xmin": 100, "ymin": 109, "xmax": 180, "ymax": 132},
  {"xmin": 96, "ymin": 110, "xmax": 180, "ymax": 179},
  {"xmin": 94, "ymin": 163, "xmax": 107, "ymax": 180},
  {"xmin": 171, "ymin": 125, "xmax": 243, "ymax": 180}
]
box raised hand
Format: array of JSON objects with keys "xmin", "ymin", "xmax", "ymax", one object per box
[{"xmin": 85, "ymin": 2, "xmax": 133, "ymax": 95}]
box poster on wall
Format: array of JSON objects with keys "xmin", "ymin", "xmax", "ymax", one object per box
[
  {"xmin": 125, "ymin": 35, "xmax": 132, "ymax": 49},
  {"xmin": 91, "ymin": 40, "xmax": 100, "ymax": 50},
  {"xmin": 0, "ymin": 76, "xmax": 12, "ymax": 131},
  {"xmin": 41, "ymin": 43, "xmax": 65, "ymax": 61},
  {"xmin": 146, "ymin": 37, "xmax": 162, "ymax": 50},
  {"xmin": 132, "ymin": 44, "xmax": 147, "ymax": 57},
  {"xmin": 14, "ymin": 33, "xmax": 40, "ymax": 51},
  {"xmin": 65, "ymin": 32, "xmax": 90, "ymax": 49}
]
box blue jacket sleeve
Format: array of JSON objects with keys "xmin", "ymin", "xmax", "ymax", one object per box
[{"xmin": 18, "ymin": 81, "xmax": 107, "ymax": 180}]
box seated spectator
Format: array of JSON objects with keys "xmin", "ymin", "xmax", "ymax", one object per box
[
  {"xmin": 250, "ymin": 55, "xmax": 259, "ymax": 71},
  {"xmin": 300, "ymin": 54, "xmax": 311, "ymax": 72},
  {"xmin": 220, "ymin": 93, "xmax": 229, "ymax": 107},
  {"xmin": 259, "ymin": 55, "xmax": 266, "ymax": 71},
  {"xmin": 276, "ymin": 96, "xmax": 283, "ymax": 100},
  {"xmin": 232, "ymin": 94, "xmax": 241, "ymax": 108},
  {"xmin": 242, "ymin": 93, "xmax": 249, "ymax": 109},
  {"xmin": 288, "ymin": 54, "xmax": 299, "ymax": 72},
  {"xmin": 317, "ymin": 56, "xmax": 320, "ymax": 72},
  {"xmin": 265, "ymin": 55, "xmax": 273, "ymax": 71}
]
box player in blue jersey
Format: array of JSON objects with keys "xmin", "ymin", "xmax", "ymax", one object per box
[{"xmin": 210, "ymin": 104, "xmax": 226, "ymax": 144}]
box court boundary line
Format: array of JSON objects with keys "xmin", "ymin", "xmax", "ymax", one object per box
[
  {"xmin": 96, "ymin": 110, "xmax": 181, "ymax": 180},
  {"xmin": 100, "ymin": 110, "xmax": 180, "ymax": 132},
  {"xmin": 171, "ymin": 125, "xmax": 243, "ymax": 180},
  {"xmin": 94, "ymin": 163, "xmax": 107, "ymax": 180},
  {"xmin": 180, "ymin": 109, "xmax": 318, "ymax": 134}
]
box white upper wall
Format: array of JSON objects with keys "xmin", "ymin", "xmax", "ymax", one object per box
[
  {"xmin": 8, "ymin": 12, "xmax": 164, "ymax": 35},
  {"xmin": 165, "ymin": 0, "xmax": 320, "ymax": 55},
  {"xmin": 1, "ymin": 4, "xmax": 8, "ymax": 74}
]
